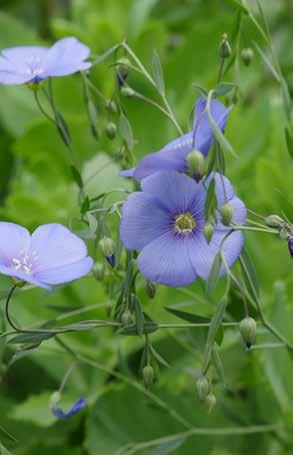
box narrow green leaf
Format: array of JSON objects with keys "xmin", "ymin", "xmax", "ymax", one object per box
[
  {"xmin": 8, "ymin": 332, "xmax": 55, "ymax": 345},
  {"xmin": 92, "ymin": 44, "xmax": 120, "ymax": 66},
  {"xmin": 239, "ymin": 249, "xmax": 259, "ymax": 298},
  {"xmin": 207, "ymin": 91, "xmax": 237, "ymax": 158},
  {"xmin": 202, "ymin": 296, "xmax": 228, "ymax": 372},
  {"xmin": 87, "ymin": 212, "xmax": 98, "ymax": 234},
  {"xmin": 227, "ymin": 0, "xmax": 248, "ymax": 13},
  {"xmin": 131, "ymin": 294, "xmax": 144, "ymax": 336},
  {"xmin": 212, "ymin": 344, "xmax": 226, "ymax": 385},
  {"xmin": 214, "ymin": 82, "xmax": 237, "ymax": 97},
  {"xmin": 55, "ymin": 111, "xmax": 71, "ymax": 146},
  {"xmin": 206, "ymin": 252, "xmax": 222, "ymax": 295},
  {"xmin": 285, "ymin": 128, "xmax": 293, "ymax": 160},
  {"xmin": 119, "ymin": 112, "xmax": 134, "ymax": 151},
  {"xmin": 152, "ymin": 50, "xmax": 165, "ymax": 96},
  {"xmin": 193, "ymin": 84, "xmax": 208, "ymax": 98},
  {"xmin": 80, "ymin": 195, "xmax": 90, "ymax": 215},
  {"xmin": 253, "ymin": 43, "xmax": 280, "ymax": 82},
  {"xmin": 204, "ymin": 177, "xmax": 217, "ymax": 220},
  {"xmin": 149, "ymin": 437, "xmax": 186, "ymax": 455},
  {"xmin": 120, "ymin": 322, "xmax": 158, "ymax": 335},
  {"xmin": 149, "ymin": 344, "xmax": 170, "ymax": 368},
  {"xmin": 70, "ymin": 164, "xmax": 83, "ymax": 188},
  {"xmin": 87, "ymin": 99, "xmax": 99, "ymax": 140},
  {"xmin": 164, "ymin": 307, "xmax": 210, "ymax": 324},
  {"xmin": 0, "ymin": 442, "xmax": 12, "ymax": 455}
]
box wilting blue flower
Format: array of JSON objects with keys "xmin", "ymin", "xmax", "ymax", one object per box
[
  {"xmin": 0, "ymin": 222, "xmax": 93, "ymax": 289},
  {"xmin": 52, "ymin": 397, "xmax": 86, "ymax": 420},
  {"xmin": 120, "ymin": 98, "xmax": 230, "ymax": 181},
  {"xmin": 120, "ymin": 171, "xmax": 246, "ymax": 287},
  {"xmin": 0, "ymin": 37, "xmax": 91, "ymax": 85}
]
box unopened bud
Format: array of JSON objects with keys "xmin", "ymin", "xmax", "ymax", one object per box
[
  {"xmin": 121, "ymin": 310, "xmax": 133, "ymax": 326},
  {"xmin": 50, "ymin": 391, "xmax": 61, "ymax": 406},
  {"xmin": 264, "ymin": 214, "xmax": 283, "ymax": 229},
  {"xmin": 106, "ymin": 99, "xmax": 118, "ymax": 114},
  {"xmin": 93, "ymin": 262, "xmax": 105, "ymax": 281},
  {"xmin": 187, "ymin": 150, "xmax": 205, "ymax": 178},
  {"xmin": 241, "ymin": 48, "xmax": 254, "ymax": 66},
  {"xmin": 288, "ymin": 237, "xmax": 293, "ymax": 258},
  {"xmin": 279, "ymin": 226, "xmax": 289, "ymax": 240},
  {"xmin": 219, "ymin": 33, "xmax": 231, "ymax": 59},
  {"xmin": 196, "ymin": 376, "xmax": 209, "ymax": 401},
  {"xmin": 145, "ymin": 280, "xmax": 156, "ymax": 299},
  {"xmin": 105, "ymin": 301, "xmax": 113, "ymax": 317},
  {"xmin": 99, "ymin": 237, "xmax": 115, "ymax": 258},
  {"xmin": 106, "ymin": 254, "xmax": 115, "ymax": 268},
  {"xmin": 240, "ymin": 317, "xmax": 257, "ymax": 348},
  {"xmin": 116, "ymin": 57, "xmax": 131, "ymax": 87},
  {"xmin": 120, "ymin": 86, "xmax": 135, "ymax": 98},
  {"xmin": 142, "ymin": 365, "xmax": 154, "ymax": 388},
  {"xmin": 204, "ymin": 393, "xmax": 217, "ymax": 414},
  {"xmin": 220, "ymin": 203, "xmax": 233, "ymax": 226},
  {"xmin": 105, "ymin": 122, "xmax": 117, "ymax": 140},
  {"xmin": 204, "ymin": 223, "xmax": 214, "ymax": 243}
]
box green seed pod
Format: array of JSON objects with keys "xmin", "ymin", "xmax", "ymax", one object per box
[
  {"xmin": 220, "ymin": 203, "xmax": 233, "ymax": 226},
  {"xmin": 142, "ymin": 365, "xmax": 154, "ymax": 389},
  {"xmin": 204, "ymin": 223, "xmax": 214, "ymax": 244},
  {"xmin": 241, "ymin": 48, "xmax": 254, "ymax": 66},
  {"xmin": 120, "ymin": 86, "xmax": 135, "ymax": 98},
  {"xmin": 219, "ymin": 33, "xmax": 231, "ymax": 59},
  {"xmin": 106, "ymin": 99, "xmax": 118, "ymax": 114},
  {"xmin": 93, "ymin": 262, "xmax": 105, "ymax": 281},
  {"xmin": 196, "ymin": 376, "xmax": 209, "ymax": 401},
  {"xmin": 105, "ymin": 122, "xmax": 117, "ymax": 140},
  {"xmin": 145, "ymin": 280, "xmax": 156, "ymax": 299},
  {"xmin": 187, "ymin": 150, "xmax": 205, "ymax": 178},
  {"xmin": 240, "ymin": 317, "xmax": 257, "ymax": 348},
  {"xmin": 204, "ymin": 393, "xmax": 217, "ymax": 414},
  {"xmin": 121, "ymin": 310, "xmax": 133, "ymax": 326},
  {"xmin": 99, "ymin": 237, "xmax": 115, "ymax": 258},
  {"xmin": 264, "ymin": 214, "xmax": 284, "ymax": 229}
]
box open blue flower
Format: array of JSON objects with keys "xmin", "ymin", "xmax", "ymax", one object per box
[
  {"xmin": 120, "ymin": 98, "xmax": 230, "ymax": 181},
  {"xmin": 0, "ymin": 222, "xmax": 93, "ymax": 289},
  {"xmin": 120, "ymin": 171, "xmax": 246, "ymax": 287},
  {"xmin": 0, "ymin": 37, "xmax": 91, "ymax": 85},
  {"xmin": 52, "ymin": 397, "xmax": 86, "ymax": 420}
]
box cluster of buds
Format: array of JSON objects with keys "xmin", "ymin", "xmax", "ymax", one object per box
[
  {"xmin": 196, "ymin": 375, "xmax": 216, "ymax": 413},
  {"xmin": 264, "ymin": 214, "xmax": 293, "ymax": 258}
]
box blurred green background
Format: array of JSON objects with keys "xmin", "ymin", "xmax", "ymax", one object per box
[{"xmin": 0, "ymin": 0, "xmax": 292, "ymax": 454}]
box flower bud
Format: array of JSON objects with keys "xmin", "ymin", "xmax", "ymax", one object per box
[
  {"xmin": 288, "ymin": 236, "xmax": 293, "ymax": 258},
  {"xmin": 121, "ymin": 310, "xmax": 133, "ymax": 326},
  {"xmin": 219, "ymin": 33, "xmax": 231, "ymax": 59},
  {"xmin": 264, "ymin": 214, "xmax": 283, "ymax": 229},
  {"xmin": 105, "ymin": 122, "xmax": 117, "ymax": 140},
  {"xmin": 93, "ymin": 262, "xmax": 105, "ymax": 281},
  {"xmin": 196, "ymin": 376, "xmax": 209, "ymax": 401},
  {"xmin": 116, "ymin": 57, "xmax": 131, "ymax": 87},
  {"xmin": 120, "ymin": 86, "xmax": 135, "ymax": 98},
  {"xmin": 106, "ymin": 99, "xmax": 118, "ymax": 114},
  {"xmin": 105, "ymin": 301, "xmax": 113, "ymax": 317},
  {"xmin": 187, "ymin": 150, "xmax": 205, "ymax": 178},
  {"xmin": 50, "ymin": 391, "xmax": 61, "ymax": 406},
  {"xmin": 106, "ymin": 254, "xmax": 115, "ymax": 268},
  {"xmin": 240, "ymin": 317, "xmax": 257, "ymax": 348},
  {"xmin": 204, "ymin": 393, "xmax": 217, "ymax": 414},
  {"xmin": 145, "ymin": 280, "xmax": 156, "ymax": 299},
  {"xmin": 204, "ymin": 223, "xmax": 214, "ymax": 244},
  {"xmin": 279, "ymin": 227, "xmax": 289, "ymax": 240},
  {"xmin": 241, "ymin": 48, "xmax": 254, "ymax": 66},
  {"xmin": 99, "ymin": 237, "xmax": 115, "ymax": 258},
  {"xmin": 142, "ymin": 365, "xmax": 154, "ymax": 389},
  {"xmin": 220, "ymin": 203, "xmax": 233, "ymax": 226}
]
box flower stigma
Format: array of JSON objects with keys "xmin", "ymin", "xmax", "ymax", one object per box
[{"xmin": 174, "ymin": 212, "xmax": 196, "ymax": 234}]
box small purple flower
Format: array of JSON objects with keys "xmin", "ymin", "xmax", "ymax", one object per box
[
  {"xmin": 120, "ymin": 171, "xmax": 246, "ymax": 287},
  {"xmin": 120, "ymin": 98, "xmax": 230, "ymax": 181},
  {"xmin": 0, "ymin": 222, "xmax": 93, "ymax": 289},
  {"xmin": 0, "ymin": 37, "xmax": 91, "ymax": 85},
  {"xmin": 288, "ymin": 236, "xmax": 293, "ymax": 258},
  {"xmin": 52, "ymin": 397, "xmax": 86, "ymax": 420}
]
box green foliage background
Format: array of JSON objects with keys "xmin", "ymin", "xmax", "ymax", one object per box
[{"xmin": 0, "ymin": 0, "xmax": 292, "ymax": 454}]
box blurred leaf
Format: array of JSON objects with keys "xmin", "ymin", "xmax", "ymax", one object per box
[
  {"xmin": 119, "ymin": 112, "xmax": 134, "ymax": 151},
  {"xmin": 132, "ymin": 294, "xmax": 144, "ymax": 335},
  {"xmin": 128, "ymin": 0, "xmax": 159, "ymax": 38},
  {"xmin": 120, "ymin": 321, "xmax": 158, "ymax": 335},
  {"xmin": 9, "ymin": 392, "xmax": 55, "ymax": 428},
  {"xmin": 152, "ymin": 49, "xmax": 165, "ymax": 96},
  {"xmin": 149, "ymin": 437, "xmax": 186, "ymax": 454},
  {"xmin": 8, "ymin": 332, "xmax": 55, "ymax": 345},
  {"xmin": 214, "ymin": 83, "xmax": 237, "ymax": 97},
  {"xmin": 206, "ymin": 252, "xmax": 222, "ymax": 295},
  {"xmin": 285, "ymin": 128, "xmax": 293, "ymax": 160}
]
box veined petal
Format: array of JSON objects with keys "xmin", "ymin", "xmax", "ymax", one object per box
[
  {"xmin": 192, "ymin": 230, "xmax": 244, "ymax": 280},
  {"xmin": 0, "ymin": 222, "xmax": 30, "ymax": 265},
  {"xmin": 137, "ymin": 232, "xmax": 197, "ymax": 287},
  {"xmin": 31, "ymin": 224, "xmax": 88, "ymax": 272},
  {"xmin": 41, "ymin": 61, "xmax": 91, "ymax": 78},
  {"xmin": 44, "ymin": 38, "xmax": 91, "ymax": 77},
  {"xmin": 120, "ymin": 192, "xmax": 171, "ymax": 250},
  {"xmin": 141, "ymin": 171, "xmax": 205, "ymax": 215},
  {"xmin": 34, "ymin": 256, "xmax": 93, "ymax": 285},
  {"xmin": 0, "ymin": 264, "xmax": 50, "ymax": 290}
]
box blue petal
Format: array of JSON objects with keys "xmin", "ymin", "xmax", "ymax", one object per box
[{"xmin": 52, "ymin": 397, "xmax": 86, "ymax": 420}]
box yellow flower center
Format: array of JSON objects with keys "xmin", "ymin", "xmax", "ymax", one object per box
[{"xmin": 174, "ymin": 212, "xmax": 196, "ymax": 234}]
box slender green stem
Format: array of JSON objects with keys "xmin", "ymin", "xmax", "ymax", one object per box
[
  {"xmin": 232, "ymin": 225, "xmax": 278, "ymax": 234},
  {"xmin": 158, "ymin": 322, "xmax": 238, "ymax": 329},
  {"xmin": 132, "ymin": 91, "xmax": 174, "ymax": 123},
  {"xmin": 217, "ymin": 57, "xmax": 226, "ymax": 84},
  {"xmin": 33, "ymin": 89, "xmax": 55, "ymax": 123}
]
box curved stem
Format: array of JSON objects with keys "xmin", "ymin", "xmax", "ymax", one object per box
[
  {"xmin": 5, "ymin": 285, "xmax": 23, "ymax": 332},
  {"xmin": 33, "ymin": 89, "xmax": 55, "ymax": 124}
]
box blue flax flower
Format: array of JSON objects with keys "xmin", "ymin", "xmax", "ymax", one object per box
[
  {"xmin": 52, "ymin": 397, "xmax": 86, "ymax": 420},
  {"xmin": 120, "ymin": 171, "xmax": 246, "ymax": 287},
  {"xmin": 120, "ymin": 98, "xmax": 230, "ymax": 181},
  {"xmin": 0, "ymin": 37, "xmax": 91, "ymax": 85},
  {"xmin": 0, "ymin": 222, "xmax": 93, "ymax": 289}
]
